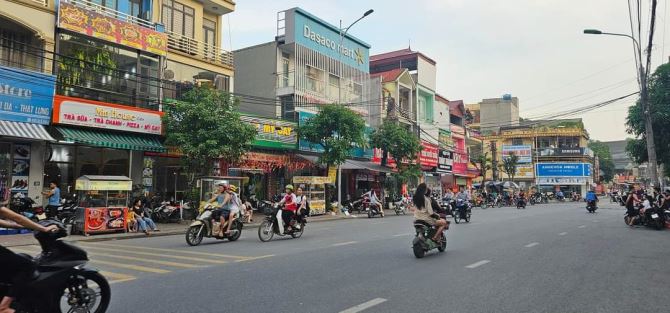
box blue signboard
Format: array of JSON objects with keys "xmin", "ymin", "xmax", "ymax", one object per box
[
  {"xmin": 298, "ymin": 110, "xmax": 373, "ymax": 159},
  {"xmin": 0, "ymin": 65, "xmax": 56, "ymax": 125},
  {"xmin": 536, "ymin": 163, "xmax": 592, "ymax": 177},
  {"xmin": 291, "ymin": 8, "xmax": 370, "ymax": 73}
]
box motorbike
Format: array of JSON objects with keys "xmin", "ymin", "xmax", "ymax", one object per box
[
  {"xmin": 556, "ymin": 194, "xmax": 566, "ymax": 202},
  {"xmin": 0, "ymin": 220, "xmax": 111, "ymax": 313},
  {"xmin": 151, "ymin": 200, "xmax": 182, "ymax": 223},
  {"xmin": 55, "ymin": 194, "xmax": 78, "ymax": 226},
  {"xmin": 9, "ymin": 193, "xmax": 46, "ymax": 222},
  {"xmin": 453, "ymin": 199, "xmax": 471, "ymax": 224},
  {"xmin": 185, "ymin": 203, "xmax": 243, "ymax": 246},
  {"xmin": 516, "ymin": 198, "xmax": 527, "ymax": 209},
  {"xmin": 586, "ymin": 200, "xmax": 597, "ymax": 213},
  {"xmin": 388, "ymin": 196, "xmax": 407, "ymax": 215},
  {"xmin": 412, "ymin": 218, "xmax": 447, "ymax": 258},
  {"xmin": 364, "ymin": 196, "xmax": 384, "ymax": 218},
  {"xmin": 258, "ymin": 203, "xmax": 305, "ymax": 242},
  {"xmin": 345, "ymin": 197, "xmax": 365, "ymax": 215},
  {"xmin": 624, "ymin": 205, "xmax": 666, "ymax": 230},
  {"xmin": 541, "ymin": 193, "xmax": 550, "ymax": 204}
]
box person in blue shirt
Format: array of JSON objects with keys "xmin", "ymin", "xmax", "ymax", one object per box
[
  {"xmin": 585, "ymin": 189, "xmax": 598, "ymax": 208},
  {"xmin": 41, "ymin": 181, "xmax": 61, "ymax": 219}
]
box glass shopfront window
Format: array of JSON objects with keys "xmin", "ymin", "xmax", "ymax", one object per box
[
  {"xmin": 0, "ymin": 17, "xmax": 44, "ymax": 72},
  {"xmin": 56, "ymin": 32, "xmax": 161, "ymax": 110},
  {"xmin": 44, "ymin": 145, "xmax": 129, "ymax": 193},
  {"xmin": 163, "ymin": 60, "xmax": 230, "ymax": 101}
]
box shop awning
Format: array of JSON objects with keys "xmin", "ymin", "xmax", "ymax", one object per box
[
  {"xmin": 54, "ymin": 127, "xmax": 166, "ymax": 152},
  {"xmin": 0, "ymin": 120, "xmax": 55, "ymax": 141},
  {"xmin": 297, "ymin": 154, "xmax": 393, "ymax": 173}
]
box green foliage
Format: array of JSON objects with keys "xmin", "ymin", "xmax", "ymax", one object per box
[
  {"xmin": 588, "ymin": 140, "xmax": 615, "ymax": 182},
  {"xmin": 626, "ymin": 63, "xmax": 670, "ymax": 173},
  {"xmin": 162, "ymin": 86, "xmax": 257, "ymax": 185},
  {"xmin": 472, "ymin": 153, "xmax": 492, "ymax": 180},
  {"xmin": 297, "ymin": 104, "xmax": 366, "ymax": 166},
  {"xmin": 500, "ymin": 152, "xmax": 519, "ymax": 182},
  {"xmin": 57, "ymin": 41, "xmax": 117, "ymax": 94},
  {"xmin": 370, "ymin": 120, "xmax": 422, "ymax": 184}
]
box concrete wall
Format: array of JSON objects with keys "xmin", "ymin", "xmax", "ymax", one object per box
[
  {"xmin": 480, "ymin": 97, "xmax": 519, "ymax": 132},
  {"xmin": 416, "ymin": 57, "xmax": 436, "ymax": 92},
  {"xmin": 234, "ymin": 42, "xmax": 278, "ymax": 117}
]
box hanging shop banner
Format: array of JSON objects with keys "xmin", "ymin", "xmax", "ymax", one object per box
[
  {"xmin": 142, "ymin": 157, "xmax": 154, "ymax": 188},
  {"xmin": 419, "ymin": 142, "xmax": 438, "ymax": 168},
  {"xmin": 58, "ymin": 1, "xmax": 168, "ymax": 56},
  {"xmin": 0, "ymin": 65, "xmax": 55, "ymax": 125},
  {"xmin": 438, "ymin": 128, "xmax": 454, "ymax": 149},
  {"xmin": 499, "ymin": 163, "xmax": 534, "ymax": 179},
  {"xmin": 11, "ymin": 144, "xmax": 31, "ymax": 192},
  {"xmin": 241, "ymin": 115, "xmax": 297, "ymax": 150},
  {"xmin": 327, "ymin": 166, "xmax": 337, "ymax": 184},
  {"xmin": 535, "ymin": 163, "xmax": 592, "ymax": 177},
  {"xmin": 502, "ymin": 145, "xmax": 532, "ymax": 163},
  {"xmin": 52, "ymin": 95, "xmax": 163, "ymax": 135},
  {"xmin": 453, "ymin": 151, "xmax": 468, "ymax": 175},
  {"xmin": 437, "ymin": 149, "xmax": 453, "ymax": 173}
]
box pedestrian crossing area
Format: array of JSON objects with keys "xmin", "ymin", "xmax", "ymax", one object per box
[{"xmin": 9, "ymin": 242, "xmax": 273, "ymax": 285}]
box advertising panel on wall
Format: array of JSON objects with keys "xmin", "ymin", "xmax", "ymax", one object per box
[
  {"xmin": 437, "ymin": 150, "xmax": 453, "ymax": 173},
  {"xmin": 438, "ymin": 128, "xmax": 454, "ymax": 149},
  {"xmin": 514, "ymin": 164, "xmax": 534, "ymax": 179},
  {"xmin": 537, "ymin": 177, "xmax": 587, "ymax": 185},
  {"xmin": 453, "ymin": 151, "xmax": 468, "ymax": 175},
  {"xmin": 241, "ymin": 115, "xmax": 297, "ymax": 150},
  {"xmin": 58, "ymin": 1, "xmax": 168, "ymax": 56},
  {"xmin": 52, "ymin": 95, "xmax": 163, "ymax": 134},
  {"xmin": 0, "ymin": 65, "xmax": 56, "ymax": 125},
  {"xmin": 535, "ymin": 163, "xmax": 592, "ymax": 177},
  {"xmin": 283, "ymin": 8, "xmax": 370, "ymax": 72},
  {"xmin": 502, "ymin": 145, "xmax": 532, "ymax": 163},
  {"xmin": 539, "ymin": 147, "xmax": 586, "ymax": 156},
  {"xmin": 419, "ymin": 142, "xmax": 438, "ymax": 168}
]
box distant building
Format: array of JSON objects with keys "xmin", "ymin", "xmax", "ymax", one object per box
[
  {"xmin": 479, "ymin": 96, "xmax": 520, "ymax": 133},
  {"xmin": 601, "ymin": 140, "xmax": 635, "ymax": 173}
]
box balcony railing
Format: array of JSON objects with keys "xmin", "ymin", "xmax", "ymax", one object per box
[
  {"xmin": 67, "ymin": 0, "xmax": 156, "ymax": 30},
  {"xmin": 28, "ymin": 0, "xmax": 47, "ymax": 6},
  {"xmin": 165, "ymin": 30, "xmax": 233, "ymax": 68}
]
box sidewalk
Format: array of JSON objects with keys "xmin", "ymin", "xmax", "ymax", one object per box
[{"xmin": 0, "ymin": 211, "xmax": 366, "ymax": 247}]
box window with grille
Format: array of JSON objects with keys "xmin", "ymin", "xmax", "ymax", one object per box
[{"xmin": 162, "ymin": 0, "xmax": 195, "ymax": 38}]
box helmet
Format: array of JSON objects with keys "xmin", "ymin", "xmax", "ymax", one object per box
[
  {"xmin": 229, "ymin": 184, "xmax": 238, "ymax": 192},
  {"xmin": 285, "ymin": 184, "xmax": 294, "ymax": 191}
]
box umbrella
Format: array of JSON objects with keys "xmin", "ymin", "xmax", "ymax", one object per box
[{"xmin": 502, "ymin": 181, "xmax": 520, "ymax": 189}]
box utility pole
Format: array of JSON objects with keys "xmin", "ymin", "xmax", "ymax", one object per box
[{"xmin": 491, "ymin": 141, "xmax": 498, "ymax": 181}]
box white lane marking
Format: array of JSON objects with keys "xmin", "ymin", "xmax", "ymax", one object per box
[
  {"xmin": 331, "ymin": 241, "xmax": 358, "ymax": 247},
  {"xmin": 578, "ymin": 225, "xmax": 586, "ymax": 228},
  {"xmin": 558, "ymin": 232, "xmax": 568, "ymax": 236},
  {"xmin": 524, "ymin": 242, "xmax": 540, "ymax": 248},
  {"xmin": 465, "ymin": 260, "xmax": 491, "ymax": 269},
  {"xmin": 339, "ymin": 298, "xmax": 388, "ymax": 313},
  {"xmin": 393, "ymin": 233, "xmax": 412, "ymax": 237},
  {"xmin": 371, "ymin": 221, "xmax": 386, "ymax": 225}
]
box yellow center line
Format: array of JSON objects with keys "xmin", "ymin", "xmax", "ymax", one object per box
[
  {"xmin": 99, "ymin": 271, "xmax": 135, "ymax": 281},
  {"xmin": 90, "ymin": 259, "xmax": 171, "ymax": 274},
  {"xmin": 109, "ymin": 278, "xmax": 136, "ymax": 284},
  {"xmin": 234, "ymin": 254, "xmax": 275, "ymax": 263},
  {"xmin": 90, "ymin": 252, "xmax": 203, "ymax": 268},
  {"xmin": 77, "ymin": 244, "xmax": 228, "ymax": 264},
  {"xmin": 83, "ymin": 242, "xmax": 250, "ymax": 259}
]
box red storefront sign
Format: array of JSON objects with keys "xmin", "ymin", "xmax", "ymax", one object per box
[
  {"xmin": 372, "ymin": 148, "xmax": 397, "ymax": 167},
  {"xmin": 419, "ymin": 142, "xmax": 438, "ymax": 168},
  {"xmin": 453, "ymin": 151, "xmax": 469, "ymax": 175}
]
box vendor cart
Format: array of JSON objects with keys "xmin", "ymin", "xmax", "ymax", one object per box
[
  {"xmin": 71, "ymin": 175, "xmax": 131, "ymax": 236},
  {"xmin": 292, "ymin": 176, "xmax": 328, "ymax": 215}
]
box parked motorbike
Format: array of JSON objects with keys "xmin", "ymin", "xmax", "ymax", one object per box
[
  {"xmin": 185, "ymin": 203, "xmax": 243, "ymax": 246},
  {"xmin": 151, "ymin": 200, "xmax": 181, "ymax": 223},
  {"xmin": 55, "ymin": 194, "xmax": 78, "ymax": 226},
  {"xmin": 9, "ymin": 193, "xmax": 45, "ymax": 222},
  {"xmin": 516, "ymin": 198, "xmax": 527, "ymax": 209},
  {"xmin": 624, "ymin": 205, "xmax": 666, "ymax": 230},
  {"xmin": 453, "ymin": 199, "xmax": 471, "ymax": 224},
  {"xmin": 541, "ymin": 193, "xmax": 550, "ymax": 204},
  {"xmin": 412, "ymin": 218, "xmax": 447, "ymax": 258},
  {"xmin": 258, "ymin": 203, "xmax": 305, "ymax": 242},
  {"xmin": 586, "ymin": 200, "xmax": 597, "ymax": 213},
  {"xmin": 0, "ymin": 220, "xmax": 111, "ymax": 313}
]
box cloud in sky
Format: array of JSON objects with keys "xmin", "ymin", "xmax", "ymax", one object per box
[{"xmin": 227, "ymin": 0, "xmax": 670, "ymax": 141}]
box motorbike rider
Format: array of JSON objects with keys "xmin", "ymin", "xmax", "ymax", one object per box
[
  {"xmin": 517, "ymin": 190, "xmax": 526, "ymax": 206},
  {"xmin": 210, "ymin": 183, "xmax": 232, "ymax": 236},
  {"xmin": 363, "ymin": 189, "xmax": 383, "ymax": 217},
  {"xmin": 276, "ymin": 184, "xmax": 298, "ymax": 234},
  {"xmin": 222, "ymin": 184, "xmax": 242, "ymax": 236},
  {"xmin": 556, "ymin": 190, "xmax": 565, "ymax": 201},
  {"xmin": 413, "ymin": 183, "xmax": 448, "ymax": 242},
  {"xmin": 0, "ymin": 205, "xmax": 58, "ymax": 313},
  {"xmin": 585, "ymin": 189, "xmax": 598, "ymax": 208}
]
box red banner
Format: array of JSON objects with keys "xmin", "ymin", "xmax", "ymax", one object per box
[{"xmin": 419, "ymin": 142, "xmax": 438, "ymax": 168}]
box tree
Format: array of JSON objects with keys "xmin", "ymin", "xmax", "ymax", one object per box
[
  {"xmin": 297, "ymin": 104, "xmax": 367, "ymax": 167},
  {"xmin": 500, "ymin": 152, "xmax": 519, "ymax": 183},
  {"xmin": 370, "ymin": 121, "xmax": 422, "ymax": 187},
  {"xmin": 472, "ymin": 153, "xmax": 492, "ymax": 182},
  {"xmin": 588, "ymin": 140, "xmax": 615, "ymax": 182},
  {"xmin": 162, "ymin": 86, "xmax": 257, "ymax": 189},
  {"xmin": 626, "ymin": 63, "xmax": 670, "ymax": 176}
]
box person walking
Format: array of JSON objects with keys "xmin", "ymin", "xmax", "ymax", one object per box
[{"xmin": 41, "ymin": 181, "xmax": 61, "ymax": 219}]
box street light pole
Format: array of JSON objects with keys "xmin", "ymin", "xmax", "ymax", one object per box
[
  {"xmin": 336, "ymin": 9, "xmax": 373, "ymax": 210},
  {"xmin": 583, "ymin": 29, "xmax": 659, "ymax": 187}
]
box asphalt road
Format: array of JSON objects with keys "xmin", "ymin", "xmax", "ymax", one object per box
[{"xmin": 11, "ymin": 199, "xmax": 670, "ymax": 313}]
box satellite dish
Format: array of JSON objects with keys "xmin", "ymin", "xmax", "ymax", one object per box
[{"xmin": 163, "ymin": 69, "xmax": 175, "ymax": 80}]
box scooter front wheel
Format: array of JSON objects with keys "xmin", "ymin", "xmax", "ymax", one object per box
[
  {"xmin": 186, "ymin": 225, "xmax": 204, "ymax": 246},
  {"xmin": 258, "ymin": 220, "xmax": 275, "ymax": 242},
  {"xmin": 56, "ymin": 271, "xmax": 111, "ymax": 313}
]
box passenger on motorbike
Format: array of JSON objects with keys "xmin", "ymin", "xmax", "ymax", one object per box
[
  {"xmin": 363, "ymin": 189, "xmax": 383, "ymax": 217},
  {"xmin": 276, "ymin": 184, "xmax": 298, "ymax": 234},
  {"xmin": 294, "ymin": 187, "xmax": 308, "ymax": 228},
  {"xmin": 223, "ymin": 184, "xmax": 242, "ymax": 235},
  {"xmin": 0, "ymin": 205, "xmax": 58, "ymax": 313},
  {"xmin": 413, "ymin": 183, "xmax": 448, "ymax": 242},
  {"xmin": 210, "ymin": 183, "xmax": 232, "ymax": 236}
]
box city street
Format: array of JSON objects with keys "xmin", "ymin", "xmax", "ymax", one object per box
[{"xmin": 10, "ymin": 200, "xmax": 670, "ymax": 313}]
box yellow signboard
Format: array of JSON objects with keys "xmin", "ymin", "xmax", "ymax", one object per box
[
  {"xmin": 327, "ymin": 167, "xmax": 337, "ymax": 184},
  {"xmin": 292, "ymin": 176, "xmax": 330, "ymax": 185},
  {"xmin": 308, "ymin": 200, "xmax": 326, "ymax": 215},
  {"xmin": 76, "ymin": 180, "xmax": 133, "ymax": 191}
]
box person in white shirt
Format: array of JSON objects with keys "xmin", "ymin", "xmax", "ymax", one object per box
[{"xmin": 364, "ymin": 189, "xmax": 383, "ymax": 217}]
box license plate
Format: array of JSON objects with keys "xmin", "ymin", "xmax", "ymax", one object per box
[{"xmin": 651, "ymin": 214, "xmax": 659, "ymax": 219}]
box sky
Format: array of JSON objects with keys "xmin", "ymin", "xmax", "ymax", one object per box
[{"xmin": 225, "ymin": 0, "xmax": 670, "ymax": 142}]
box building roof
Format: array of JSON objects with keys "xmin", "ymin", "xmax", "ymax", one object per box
[
  {"xmin": 370, "ymin": 68, "xmax": 406, "ymax": 83},
  {"xmin": 435, "ymin": 94, "xmax": 449, "ymax": 104},
  {"xmin": 448, "ymin": 100, "xmax": 465, "ymax": 117},
  {"xmin": 500, "ymin": 118, "xmax": 584, "ymax": 131},
  {"xmin": 370, "ymin": 48, "xmax": 437, "ymax": 65},
  {"xmin": 602, "ymin": 140, "xmax": 635, "ymax": 170}
]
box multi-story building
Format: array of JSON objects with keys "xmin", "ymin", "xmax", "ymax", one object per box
[
  {"xmin": 483, "ymin": 119, "xmax": 595, "ymax": 194},
  {"xmin": 39, "ymin": 0, "xmax": 235, "ymax": 198},
  {"xmin": 479, "ymin": 95, "xmax": 519, "ymax": 134},
  {"xmin": 464, "ymin": 103, "xmax": 480, "ymax": 131},
  {"xmin": 0, "ymin": 0, "xmax": 58, "ymax": 201},
  {"xmin": 370, "ymin": 68, "xmax": 416, "ymax": 130}
]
